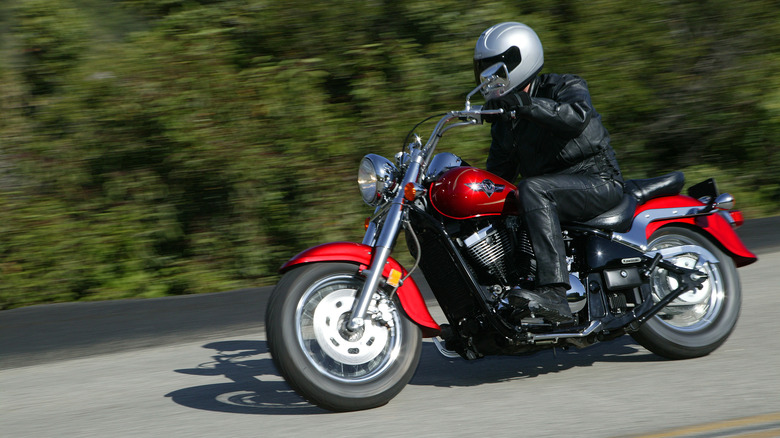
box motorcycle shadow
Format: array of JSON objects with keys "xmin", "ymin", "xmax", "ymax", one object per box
[
  {"xmin": 166, "ymin": 337, "xmax": 659, "ymax": 415},
  {"xmin": 410, "ymin": 336, "xmax": 662, "ymax": 388},
  {"xmin": 165, "ymin": 340, "xmax": 327, "ymax": 415}
]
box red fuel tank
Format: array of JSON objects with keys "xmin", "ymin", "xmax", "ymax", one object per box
[{"xmin": 429, "ymin": 167, "xmax": 519, "ymax": 219}]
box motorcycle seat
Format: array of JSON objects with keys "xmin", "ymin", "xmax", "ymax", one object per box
[
  {"xmin": 623, "ymin": 171, "xmax": 685, "ymax": 204},
  {"xmin": 568, "ymin": 193, "xmax": 637, "ymax": 232},
  {"xmin": 567, "ymin": 172, "xmax": 684, "ymax": 233}
]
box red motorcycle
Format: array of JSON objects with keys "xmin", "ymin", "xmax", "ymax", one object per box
[{"xmin": 265, "ymin": 71, "xmax": 757, "ymax": 412}]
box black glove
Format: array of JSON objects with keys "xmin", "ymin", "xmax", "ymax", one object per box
[{"xmin": 483, "ymin": 91, "xmax": 531, "ymax": 123}]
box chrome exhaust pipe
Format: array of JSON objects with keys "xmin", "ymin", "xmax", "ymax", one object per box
[{"xmin": 527, "ymin": 320, "xmax": 602, "ymax": 343}]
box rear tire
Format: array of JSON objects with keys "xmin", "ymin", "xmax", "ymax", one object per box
[
  {"xmin": 266, "ymin": 262, "xmax": 422, "ymax": 411},
  {"xmin": 631, "ymin": 226, "xmax": 741, "ymax": 359}
]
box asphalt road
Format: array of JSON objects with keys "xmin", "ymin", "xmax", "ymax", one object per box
[{"xmin": 1, "ymin": 218, "xmax": 779, "ymax": 437}]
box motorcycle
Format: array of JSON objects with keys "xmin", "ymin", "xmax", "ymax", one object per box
[{"xmin": 265, "ymin": 65, "xmax": 758, "ymax": 412}]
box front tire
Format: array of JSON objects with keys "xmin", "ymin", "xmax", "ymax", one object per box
[
  {"xmin": 631, "ymin": 226, "xmax": 741, "ymax": 359},
  {"xmin": 265, "ymin": 262, "xmax": 422, "ymax": 411}
]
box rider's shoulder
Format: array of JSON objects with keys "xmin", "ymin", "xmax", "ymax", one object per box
[
  {"xmin": 539, "ymin": 73, "xmax": 586, "ymax": 85},
  {"xmin": 537, "ymin": 73, "xmax": 589, "ymax": 97}
]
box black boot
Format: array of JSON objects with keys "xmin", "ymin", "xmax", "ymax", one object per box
[{"xmin": 507, "ymin": 285, "xmax": 572, "ymax": 323}]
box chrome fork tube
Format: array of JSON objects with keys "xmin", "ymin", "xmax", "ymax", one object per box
[
  {"xmin": 347, "ymin": 155, "xmax": 424, "ymax": 331},
  {"xmin": 347, "ymin": 112, "xmax": 457, "ymax": 331},
  {"xmin": 361, "ymin": 211, "xmax": 379, "ymax": 246}
]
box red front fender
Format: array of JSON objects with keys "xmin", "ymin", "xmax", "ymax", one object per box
[{"xmin": 280, "ymin": 242, "xmax": 441, "ymax": 337}]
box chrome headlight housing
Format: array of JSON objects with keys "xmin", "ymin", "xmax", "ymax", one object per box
[{"xmin": 358, "ymin": 154, "xmax": 397, "ymax": 206}]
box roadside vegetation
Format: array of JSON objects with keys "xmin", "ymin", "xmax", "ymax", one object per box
[{"xmin": 1, "ymin": 0, "xmax": 779, "ymax": 309}]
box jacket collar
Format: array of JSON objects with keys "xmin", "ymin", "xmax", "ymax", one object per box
[{"xmin": 528, "ymin": 76, "xmax": 541, "ymax": 97}]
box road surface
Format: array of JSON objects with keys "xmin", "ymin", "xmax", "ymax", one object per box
[{"xmin": 1, "ymin": 219, "xmax": 779, "ymax": 437}]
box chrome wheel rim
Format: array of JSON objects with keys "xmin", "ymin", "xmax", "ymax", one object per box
[
  {"xmin": 295, "ymin": 274, "xmax": 401, "ymax": 383},
  {"xmin": 648, "ymin": 234, "xmax": 726, "ymax": 331}
]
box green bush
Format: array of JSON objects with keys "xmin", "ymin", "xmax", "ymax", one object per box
[{"xmin": 1, "ymin": 0, "xmax": 778, "ymax": 309}]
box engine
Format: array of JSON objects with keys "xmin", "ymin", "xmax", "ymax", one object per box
[{"xmin": 456, "ymin": 220, "xmax": 535, "ymax": 285}]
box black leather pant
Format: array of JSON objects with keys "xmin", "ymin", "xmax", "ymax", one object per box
[{"xmin": 515, "ymin": 174, "xmax": 623, "ymax": 287}]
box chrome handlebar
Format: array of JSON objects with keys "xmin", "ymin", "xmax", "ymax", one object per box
[{"xmin": 417, "ymin": 106, "xmax": 508, "ymax": 167}]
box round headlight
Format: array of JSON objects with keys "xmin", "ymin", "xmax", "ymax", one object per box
[{"xmin": 357, "ymin": 154, "xmax": 396, "ymax": 206}]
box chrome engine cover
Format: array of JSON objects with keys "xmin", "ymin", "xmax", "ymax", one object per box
[{"xmin": 567, "ymin": 273, "xmax": 587, "ymax": 313}]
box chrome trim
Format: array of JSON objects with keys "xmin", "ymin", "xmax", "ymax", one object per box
[
  {"xmin": 361, "ymin": 201, "xmax": 395, "ymax": 246},
  {"xmin": 462, "ymin": 224, "xmax": 495, "ymax": 247},
  {"xmin": 362, "ymin": 221, "xmax": 378, "ymax": 246},
  {"xmin": 714, "ymin": 192, "xmax": 734, "ymax": 210},
  {"xmin": 718, "ymin": 209, "xmax": 735, "ymax": 226},
  {"xmin": 358, "ymin": 154, "xmax": 398, "ymax": 206},
  {"xmin": 527, "ymin": 320, "xmax": 602, "ymax": 343},
  {"xmin": 425, "ymin": 152, "xmax": 462, "ymax": 182},
  {"xmin": 432, "ymin": 337, "xmax": 461, "ymax": 359},
  {"xmin": 645, "ymin": 232, "xmax": 728, "ymax": 331},
  {"xmin": 295, "ymin": 274, "xmax": 402, "ymax": 383},
  {"xmin": 349, "ymin": 98, "xmax": 510, "ymax": 331},
  {"xmin": 478, "ymin": 63, "xmax": 511, "ymax": 101},
  {"xmin": 422, "ymin": 113, "xmax": 460, "ymax": 156},
  {"xmin": 348, "ymin": 150, "xmax": 425, "ymax": 331},
  {"xmin": 439, "ymin": 120, "xmax": 478, "ymax": 137},
  {"xmin": 567, "ymin": 274, "xmax": 587, "ymax": 314},
  {"xmin": 612, "ymin": 206, "xmax": 706, "ymax": 251},
  {"xmin": 361, "ymin": 204, "xmax": 383, "ymax": 246},
  {"xmin": 646, "ymin": 244, "xmax": 719, "ymax": 268},
  {"xmin": 348, "ymin": 245, "xmax": 392, "ymax": 330}
]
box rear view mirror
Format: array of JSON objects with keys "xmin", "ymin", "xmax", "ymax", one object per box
[
  {"xmin": 478, "ymin": 62, "xmax": 509, "ymax": 84},
  {"xmin": 466, "ymin": 63, "xmax": 510, "ymax": 108}
]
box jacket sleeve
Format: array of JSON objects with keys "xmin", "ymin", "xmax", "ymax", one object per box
[
  {"xmin": 485, "ymin": 122, "xmax": 520, "ymax": 182},
  {"xmin": 516, "ymin": 75, "xmax": 593, "ymax": 138}
]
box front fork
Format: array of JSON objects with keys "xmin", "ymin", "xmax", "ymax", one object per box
[{"xmin": 346, "ymin": 157, "xmax": 423, "ymax": 332}]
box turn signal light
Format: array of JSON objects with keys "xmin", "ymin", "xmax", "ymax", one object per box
[
  {"xmin": 365, "ymin": 217, "xmax": 371, "ymax": 230},
  {"xmin": 729, "ymin": 210, "xmax": 745, "ymax": 228},
  {"xmin": 404, "ymin": 182, "xmax": 426, "ymax": 202}
]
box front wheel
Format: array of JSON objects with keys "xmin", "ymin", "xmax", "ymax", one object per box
[
  {"xmin": 265, "ymin": 262, "xmax": 422, "ymax": 411},
  {"xmin": 631, "ymin": 226, "xmax": 741, "ymax": 359}
]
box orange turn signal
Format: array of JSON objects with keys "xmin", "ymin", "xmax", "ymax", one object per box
[
  {"xmin": 404, "ymin": 182, "xmax": 426, "ymax": 202},
  {"xmin": 386, "ymin": 269, "xmax": 402, "ymax": 287}
]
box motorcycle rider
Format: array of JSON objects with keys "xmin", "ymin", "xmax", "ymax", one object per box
[{"xmin": 474, "ymin": 22, "xmax": 624, "ymax": 323}]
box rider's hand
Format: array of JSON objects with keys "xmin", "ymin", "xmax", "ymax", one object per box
[{"xmin": 483, "ymin": 91, "xmax": 531, "ymax": 123}]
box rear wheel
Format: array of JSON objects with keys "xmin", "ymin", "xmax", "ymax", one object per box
[
  {"xmin": 631, "ymin": 226, "xmax": 741, "ymax": 359},
  {"xmin": 265, "ymin": 262, "xmax": 422, "ymax": 411}
]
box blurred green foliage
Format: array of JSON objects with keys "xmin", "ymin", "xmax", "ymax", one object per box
[{"xmin": 1, "ymin": 0, "xmax": 778, "ymax": 308}]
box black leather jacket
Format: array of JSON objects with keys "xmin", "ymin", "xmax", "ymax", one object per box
[{"xmin": 486, "ymin": 73, "xmax": 623, "ymax": 183}]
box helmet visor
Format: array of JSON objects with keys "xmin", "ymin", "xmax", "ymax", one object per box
[{"xmin": 473, "ymin": 46, "xmax": 522, "ymax": 84}]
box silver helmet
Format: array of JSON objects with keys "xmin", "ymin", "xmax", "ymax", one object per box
[{"xmin": 473, "ymin": 22, "xmax": 544, "ymax": 100}]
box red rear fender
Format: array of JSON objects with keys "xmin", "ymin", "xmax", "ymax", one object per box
[
  {"xmin": 280, "ymin": 242, "xmax": 441, "ymax": 337},
  {"xmin": 637, "ymin": 196, "xmax": 757, "ymax": 267}
]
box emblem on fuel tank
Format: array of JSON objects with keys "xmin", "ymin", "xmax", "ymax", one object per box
[{"xmin": 466, "ymin": 179, "xmax": 505, "ymax": 197}]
